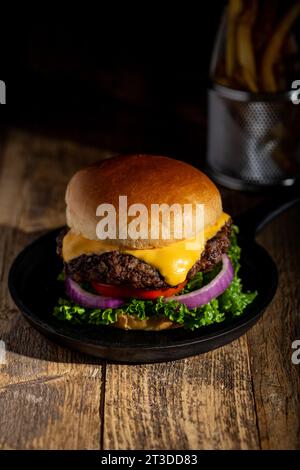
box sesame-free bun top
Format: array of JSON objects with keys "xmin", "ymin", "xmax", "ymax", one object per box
[{"xmin": 65, "ymin": 154, "xmax": 222, "ymax": 249}]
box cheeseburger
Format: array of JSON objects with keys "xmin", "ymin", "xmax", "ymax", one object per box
[{"xmin": 54, "ymin": 155, "xmax": 255, "ymax": 330}]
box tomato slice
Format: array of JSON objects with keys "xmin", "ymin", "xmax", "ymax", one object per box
[{"xmin": 91, "ymin": 280, "xmax": 187, "ymax": 300}]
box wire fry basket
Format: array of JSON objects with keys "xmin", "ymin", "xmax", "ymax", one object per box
[
  {"xmin": 207, "ymin": 2, "xmax": 300, "ymax": 190},
  {"xmin": 207, "ymin": 85, "xmax": 300, "ymax": 190}
]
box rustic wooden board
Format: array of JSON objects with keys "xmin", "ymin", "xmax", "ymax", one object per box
[
  {"xmin": 247, "ymin": 209, "xmax": 300, "ymax": 450},
  {"xmin": 0, "ymin": 128, "xmax": 299, "ymax": 449},
  {"xmin": 103, "ymin": 337, "xmax": 259, "ymax": 450},
  {"xmin": 0, "ymin": 130, "xmax": 108, "ymax": 449}
]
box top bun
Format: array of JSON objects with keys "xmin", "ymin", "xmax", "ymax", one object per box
[{"xmin": 65, "ymin": 155, "xmax": 222, "ymax": 249}]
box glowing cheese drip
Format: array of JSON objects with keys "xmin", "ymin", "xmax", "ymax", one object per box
[{"xmin": 62, "ymin": 212, "xmax": 230, "ymax": 286}]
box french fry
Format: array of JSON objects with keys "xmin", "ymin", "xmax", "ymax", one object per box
[
  {"xmin": 261, "ymin": 2, "xmax": 300, "ymax": 92},
  {"xmin": 215, "ymin": 76, "xmax": 233, "ymax": 87},
  {"xmin": 236, "ymin": 0, "xmax": 258, "ymax": 92},
  {"xmin": 226, "ymin": 0, "xmax": 243, "ymax": 78}
]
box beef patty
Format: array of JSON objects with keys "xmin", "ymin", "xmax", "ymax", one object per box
[{"xmin": 57, "ymin": 220, "xmax": 232, "ymax": 289}]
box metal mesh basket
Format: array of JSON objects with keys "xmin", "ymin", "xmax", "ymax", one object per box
[
  {"xmin": 207, "ymin": 85, "xmax": 300, "ymax": 190},
  {"xmin": 206, "ymin": 3, "xmax": 300, "ymax": 190}
]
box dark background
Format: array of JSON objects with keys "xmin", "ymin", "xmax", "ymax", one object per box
[{"xmin": 0, "ymin": 7, "xmax": 224, "ymax": 164}]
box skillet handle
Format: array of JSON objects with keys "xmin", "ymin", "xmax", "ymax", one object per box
[{"xmin": 235, "ymin": 187, "xmax": 300, "ymax": 238}]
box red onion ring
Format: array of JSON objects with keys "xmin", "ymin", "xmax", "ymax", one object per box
[
  {"xmin": 165, "ymin": 254, "xmax": 234, "ymax": 309},
  {"xmin": 65, "ymin": 277, "xmax": 125, "ymax": 309}
]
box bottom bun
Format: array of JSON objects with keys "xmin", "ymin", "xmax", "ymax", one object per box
[{"xmin": 113, "ymin": 314, "xmax": 182, "ymax": 331}]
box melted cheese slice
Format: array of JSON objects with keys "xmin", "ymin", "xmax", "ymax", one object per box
[{"xmin": 62, "ymin": 212, "xmax": 230, "ymax": 286}]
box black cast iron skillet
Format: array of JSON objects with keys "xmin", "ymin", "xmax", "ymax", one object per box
[{"xmin": 8, "ymin": 191, "xmax": 300, "ymax": 363}]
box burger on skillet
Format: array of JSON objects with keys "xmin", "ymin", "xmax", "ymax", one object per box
[{"xmin": 54, "ymin": 155, "xmax": 256, "ymax": 330}]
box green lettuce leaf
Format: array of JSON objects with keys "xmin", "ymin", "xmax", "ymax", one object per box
[{"xmin": 53, "ymin": 225, "xmax": 257, "ymax": 330}]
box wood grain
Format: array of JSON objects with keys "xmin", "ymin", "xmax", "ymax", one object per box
[
  {"xmin": 103, "ymin": 337, "xmax": 259, "ymax": 450},
  {"xmin": 0, "ymin": 129, "xmax": 109, "ymax": 449},
  {"xmin": 247, "ymin": 208, "xmax": 300, "ymax": 450}
]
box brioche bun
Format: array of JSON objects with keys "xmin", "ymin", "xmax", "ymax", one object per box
[{"xmin": 66, "ymin": 154, "xmax": 222, "ymax": 249}]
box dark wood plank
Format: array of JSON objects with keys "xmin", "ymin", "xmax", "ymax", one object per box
[
  {"xmin": 246, "ymin": 207, "xmax": 300, "ymax": 450},
  {"xmin": 222, "ymin": 189, "xmax": 300, "ymax": 449},
  {"xmin": 0, "ymin": 129, "xmax": 109, "ymax": 449},
  {"xmin": 103, "ymin": 336, "xmax": 260, "ymax": 450}
]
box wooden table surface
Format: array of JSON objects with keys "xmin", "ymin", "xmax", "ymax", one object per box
[{"xmin": 0, "ymin": 128, "xmax": 299, "ymax": 450}]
